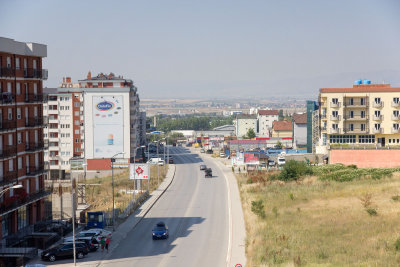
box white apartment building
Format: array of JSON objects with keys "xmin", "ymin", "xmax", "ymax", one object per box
[
  {"xmin": 257, "ymin": 109, "xmax": 279, "ymax": 137},
  {"xmin": 43, "ymin": 72, "xmax": 141, "ymax": 176},
  {"xmin": 235, "ymin": 114, "xmax": 257, "ymax": 138}
]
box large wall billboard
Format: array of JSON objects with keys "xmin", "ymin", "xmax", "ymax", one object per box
[{"xmin": 92, "ymin": 96, "xmax": 124, "ymax": 158}]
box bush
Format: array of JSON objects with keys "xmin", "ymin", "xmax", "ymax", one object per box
[
  {"xmin": 366, "ymin": 208, "xmax": 378, "ymax": 216},
  {"xmin": 392, "ymin": 195, "xmax": 400, "ymax": 201},
  {"xmin": 395, "ymin": 238, "xmax": 400, "ymax": 251},
  {"xmin": 251, "ymin": 200, "xmax": 266, "ymax": 218},
  {"xmin": 279, "ymin": 160, "xmax": 313, "ymax": 181}
]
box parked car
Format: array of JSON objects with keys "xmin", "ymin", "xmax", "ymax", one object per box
[
  {"xmin": 63, "ymin": 238, "xmax": 98, "ymax": 252},
  {"xmin": 200, "ymin": 148, "xmax": 205, "ymax": 153},
  {"xmin": 157, "ymin": 160, "xmax": 165, "ymax": 166},
  {"xmin": 41, "ymin": 242, "xmax": 89, "ymax": 262},
  {"xmin": 220, "ymin": 152, "xmax": 225, "ymax": 157},
  {"xmin": 200, "ymin": 164, "xmax": 206, "ymax": 170},
  {"xmin": 205, "ymin": 168, "xmax": 212, "ymax": 178},
  {"xmin": 64, "ymin": 228, "xmax": 111, "ymax": 243},
  {"xmin": 152, "ymin": 221, "xmax": 169, "ymax": 240},
  {"xmin": 168, "ymin": 157, "xmax": 174, "ymax": 164},
  {"xmin": 268, "ymin": 160, "xmax": 276, "ymax": 166},
  {"xmin": 277, "ymin": 157, "xmax": 286, "ymax": 166},
  {"xmin": 206, "ymin": 149, "xmax": 213, "ymax": 154}
]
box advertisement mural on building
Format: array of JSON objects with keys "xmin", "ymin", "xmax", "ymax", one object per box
[
  {"xmin": 232, "ymin": 152, "xmax": 244, "ymax": 166},
  {"xmin": 244, "ymin": 153, "xmax": 259, "ymax": 165},
  {"xmin": 93, "ymin": 96, "xmax": 124, "ymax": 158}
]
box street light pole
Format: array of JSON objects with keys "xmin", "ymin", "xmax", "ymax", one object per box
[
  {"xmin": 111, "ymin": 152, "xmax": 124, "ymax": 232},
  {"xmin": 157, "ymin": 141, "xmax": 159, "ymax": 186},
  {"xmin": 0, "ymin": 184, "xmax": 23, "ymax": 198}
]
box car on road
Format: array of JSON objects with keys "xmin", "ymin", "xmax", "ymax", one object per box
[
  {"xmin": 152, "ymin": 221, "xmax": 169, "ymax": 240},
  {"xmin": 206, "ymin": 149, "xmax": 213, "ymax": 154},
  {"xmin": 168, "ymin": 157, "xmax": 174, "ymax": 164},
  {"xmin": 200, "ymin": 164, "xmax": 206, "ymax": 170},
  {"xmin": 200, "ymin": 148, "xmax": 205, "ymax": 153},
  {"xmin": 41, "ymin": 242, "xmax": 89, "ymax": 262},
  {"xmin": 219, "ymin": 152, "xmax": 225, "ymax": 157},
  {"xmin": 205, "ymin": 168, "xmax": 212, "ymax": 178},
  {"xmin": 277, "ymin": 157, "xmax": 286, "ymax": 166}
]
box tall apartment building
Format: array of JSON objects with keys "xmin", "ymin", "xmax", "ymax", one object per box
[
  {"xmin": 43, "ymin": 72, "xmax": 141, "ymax": 175},
  {"xmin": 0, "ymin": 37, "xmax": 49, "ymax": 242},
  {"xmin": 43, "ymin": 78, "xmax": 83, "ymax": 179},
  {"xmin": 317, "ymin": 81, "xmax": 400, "ymax": 154}
]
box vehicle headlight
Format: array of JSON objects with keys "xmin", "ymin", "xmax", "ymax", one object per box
[
  {"xmin": 163, "ymin": 233, "xmax": 166, "ymax": 235},
  {"xmin": 44, "ymin": 253, "xmax": 50, "ymax": 256},
  {"xmin": 152, "ymin": 233, "xmax": 155, "ymax": 235}
]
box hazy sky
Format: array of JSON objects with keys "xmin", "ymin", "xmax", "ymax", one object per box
[{"xmin": 1, "ymin": 0, "xmax": 400, "ymax": 99}]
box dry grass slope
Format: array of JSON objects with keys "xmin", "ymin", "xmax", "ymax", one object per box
[{"xmin": 237, "ymin": 167, "xmax": 400, "ymax": 266}]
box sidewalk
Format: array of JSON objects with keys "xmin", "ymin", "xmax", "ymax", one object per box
[
  {"xmin": 193, "ymin": 147, "xmax": 246, "ymax": 267},
  {"xmin": 28, "ymin": 164, "xmax": 176, "ymax": 267}
]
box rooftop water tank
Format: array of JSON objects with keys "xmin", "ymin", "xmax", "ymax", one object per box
[
  {"xmin": 362, "ymin": 80, "xmax": 371, "ymax": 85},
  {"xmin": 354, "ymin": 80, "xmax": 362, "ymax": 85}
]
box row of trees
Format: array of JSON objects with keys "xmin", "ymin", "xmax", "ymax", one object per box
[{"xmin": 156, "ymin": 115, "xmax": 233, "ymax": 132}]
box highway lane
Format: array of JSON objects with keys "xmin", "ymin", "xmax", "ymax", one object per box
[{"xmin": 99, "ymin": 147, "xmax": 229, "ymax": 267}]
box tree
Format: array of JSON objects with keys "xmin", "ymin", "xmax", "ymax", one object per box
[
  {"xmin": 278, "ymin": 110, "xmax": 284, "ymax": 121},
  {"xmin": 246, "ymin": 128, "xmax": 256, "ymax": 139}
]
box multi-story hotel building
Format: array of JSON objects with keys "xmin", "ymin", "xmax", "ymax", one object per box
[
  {"xmin": 317, "ymin": 81, "xmax": 400, "ymax": 154},
  {"xmin": 44, "ymin": 72, "xmax": 141, "ymax": 175},
  {"xmin": 0, "ymin": 37, "xmax": 49, "ymax": 243}
]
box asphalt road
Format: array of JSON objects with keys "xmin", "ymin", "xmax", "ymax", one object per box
[{"xmin": 99, "ymin": 147, "xmax": 229, "ymax": 267}]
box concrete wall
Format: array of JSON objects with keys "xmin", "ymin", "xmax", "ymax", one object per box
[
  {"xmin": 294, "ymin": 123, "xmax": 307, "ymax": 146},
  {"xmin": 330, "ymin": 149, "xmax": 400, "ymax": 168}
]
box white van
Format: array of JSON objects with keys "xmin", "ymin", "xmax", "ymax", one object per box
[{"xmin": 277, "ymin": 157, "xmax": 286, "ymax": 166}]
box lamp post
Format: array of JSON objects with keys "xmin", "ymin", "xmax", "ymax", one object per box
[{"xmin": 111, "ymin": 152, "xmax": 125, "ymax": 232}]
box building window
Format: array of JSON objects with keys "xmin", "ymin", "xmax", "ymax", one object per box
[
  {"xmin": 394, "ymin": 124, "xmax": 399, "ymax": 130},
  {"xmin": 17, "ymin": 108, "xmax": 21, "ymax": 119},
  {"xmin": 74, "ymin": 120, "xmax": 79, "ymax": 125},
  {"xmin": 75, "ymin": 130, "xmax": 79, "ymax": 134},
  {"xmin": 359, "ymin": 135, "xmax": 375, "ymax": 143},
  {"xmin": 374, "ymin": 110, "xmax": 380, "ymax": 117},
  {"xmin": 374, "ymin": 124, "xmax": 381, "ymax": 130},
  {"xmin": 322, "ymin": 133, "xmax": 327, "ymax": 145},
  {"xmin": 374, "ymin": 97, "xmax": 381, "ymax": 104},
  {"xmin": 8, "ymin": 108, "xmax": 12, "ymax": 120},
  {"xmin": 74, "ymin": 102, "xmax": 80, "ymax": 107},
  {"xmin": 66, "ymin": 106, "xmax": 70, "ymax": 110},
  {"xmin": 16, "ymin": 83, "xmax": 21, "ymax": 95},
  {"xmin": 394, "ymin": 98, "xmax": 399, "ymax": 104},
  {"xmin": 332, "ymin": 124, "xmax": 338, "ymax": 130},
  {"xmin": 394, "ymin": 110, "xmax": 399, "ymax": 117},
  {"xmin": 360, "ymin": 98, "xmax": 365, "ymax": 105},
  {"xmin": 349, "ymin": 111, "xmax": 354, "ymax": 118},
  {"xmin": 17, "ymin": 133, "xmax": 22, "ymax": 144},
  {"xmin": 60, "ymin": 97, "xmax": 64, "ymax": 101},
  {"xmin": 75, "ymin": 139, "xmax": 79, "ymax": 143},
  {"xmin": 329, "ymin": 135, "xmax": 356, "ymax": 143},
  {"xmin": 361, "ymin": 110, "xmax": 366, "ymax": 118},
  {"xmin": 18, "ymin": 157, "xmax": 22, "ymax": 170},
  {"xmin": 9, "ymin": 159, "xmax": 14, "ymax": 171},
  {"xmin": 15, "ymin": 58, "xmax": 20, "ymax": 69},
  {"xmin": 361, "ymin": 124, "xmax": 366, "ymax": 131},
  {"xmin": 349, "ymin": 124, "xmax": 354, "ymax": 131},
  {"xmin": 332, "ymin": 98, "xmax": 338, "ymax": 104}
]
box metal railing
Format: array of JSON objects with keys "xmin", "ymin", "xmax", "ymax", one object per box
[
  {"xmin": 0, "ymin": 171, "xmax": 18, "ymax": 187},
  {"xmin": 0, "ymin": 145, "xmax": 17, "ymax": 159},
  {"xmin": 0, "ymin": 120, "xmax": 17, "ymax": 131},
  {"xmin": 23, "ymin": 68, "xmax": 47, "ymax": 79},
  {"xmin": 26, "ymin": 165, "xmax": 45, "ymax": 176},
  {"xmin": 0, "ymin": 67, "xmax": 15, "ymax": 77},
  {"xmin": 25, "ymin": 141, "xmax": 45, "ymax": 152},
  {"xmin": 25, "ymin": 117, "xmax": 44, "ymax": 127},
  {"xmin": 24, "ymin": 94, "xmax": 44, "ymax": 103}
]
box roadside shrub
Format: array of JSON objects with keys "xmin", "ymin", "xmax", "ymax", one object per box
[
  {"xmin": 272, "ymin": 206, "xmax": 279, "ymax": 217},
  {"xmin": 251, "ymin": 200, "xmax": 266, "ymax": 218},
  {"xmin": 366, "ymin": 208, "xmax": 378, "ymax": 216},
  {"xmin": 392, "ymin": 195, "xmax": 400, "ymax": 201},
  {"xmin": 395, "ymin": 238, "xmax": 400, "ymax": 251},
  {"xmin": 289, "ymin": 193, "xmax": 295, "ymax": 200},
  {"xmin": 279, "ymin": 160, "xmax": 313, "ymax": 181}
]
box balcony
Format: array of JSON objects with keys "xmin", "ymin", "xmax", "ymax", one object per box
[
  {"xmin": 0, "ymin": 67, "xmax": 15, "ymax": 77},
  {"xmin": 373, "ymin": 128, "xmax": 383, "ymax": 134},
  {"xmin": 26, "ymin": 165, "xmax": 45, "ymax": 176},
  {"xmin": 392, "ymin": 115, "xmax": 400, "ymax": 121},
  {"xmin": 321, "ymin": 114, "xmax": 327, "ymax": 120},
  {"xmin": 0, "ymin": 189, "xmax": 51, "ymax": 216},
  {"xmin": 0, "ymin": 120, "xmax": 17, "ymax": 132},
  {"xmin": 25, "ymin": 117, "xmax": 44, "ymax": 128},
  {"xmin": 24, "ymin": 94, "xmax": 44, "ymax": 103},
  {"xmin": 392, "ymin": 101, "xmax": 400, "ymax": 108},
  {"xmin": 0, "ymin": 145, "xmax": 17, "ymax": 159},
  {"xmin": 23, "ymin": 68, "xmax": 48, "ymax": 79},
  {"xmin": 1, "ymin": 92, "xmax": 15, "ymax": 105},
  {"xmin": 25, "ymin": 141, "xmax": 45, "ymax": 152},
  {"xmin": 0, "ymin": 171, "xmax": 18, "ymax": 187},
  {"xmin": 344, "ymin": 101, "xmax": 367, "ymax": 108},
  {"xmin": 330, "ymin": 115, "xmax": 341, "ymax": 121},
  {"xmin": 330, "ymin": 102, "xmax": 341, "ymax": 108},
  {"xmin": 372, "ymin": 115, "xmax": 384, "ymax": 121},
  {"xmin": 320, "ymin": 126, "xmax": 327, "ymax": 131},
  {"xmin": 330, "ymin": 128, "xmax": 340, "ymax": 134},
  {"xmin": 343, "ymin": 115, "xmax": 368, "ymax": 121},
  {"xmin": 392, "ymin": 128, "xmax": 400, "ymax": 134},
  {"xmin": 344, "ymin": 128, "xmax": 368, "ymax": 134},
  {"xmin": 373, "ymin": 102, "xmax": 384, "ymax": 108}
]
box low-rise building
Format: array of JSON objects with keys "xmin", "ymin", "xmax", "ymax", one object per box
[
  {"xmin": 235, "ymin": 114, "xmax": 257, "ymax": 138},
  {"xmin": 257, "ymin": 109, "xmax": 279, "ymax": 137},
  {"xmin": 272, "ymin": 120, "xmax": 293, "ymax": 138}
]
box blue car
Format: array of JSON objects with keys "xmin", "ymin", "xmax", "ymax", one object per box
[{"xmin": 152, "ymin": 221, "xmax": 169, "ymax": 240}]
